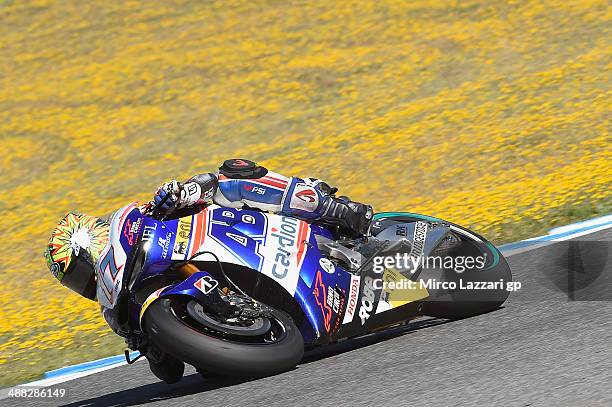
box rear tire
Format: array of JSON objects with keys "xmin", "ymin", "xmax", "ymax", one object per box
[
  {"xmin": 143, "ymin": 298, "xmax": 304, "ymax": 377},
  {"xmin": 372, "ymin": 212, "xmax": 512, "ymax": 319},
  {"xmin": 421, "ymin": 251, "xmax": 512, "ymax": 319}
]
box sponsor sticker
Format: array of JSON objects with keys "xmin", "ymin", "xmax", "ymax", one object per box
[
  {"xmin": 194, "ymin": 275, "xmax": 218, "ymax": 294},
  {"xmin": 123, "ymin": 218, "xmax": 142, "ymax": 246},
  {"xmin": 359, "ymin": 276, "xmax": 376, "ymax": 325},
  {"xmin": 289, "ymin": 183, "xmax": 319, "ymax": 213},
  {"xmin": 202, "ymin": 186, "xmax": 214, "ymax": 201},
  {"xmin": 158, "ymin": 232, "xmax": 172, "ymax": 259},
  {"xmin": 313, "ymin": 271, "xmax": 333, "ymax": 333},
  {"xmin": 172, "ymin": 217, "xmax": 192, "ymax": 260},
  {"xmin": 270, "ymin": 216, "xmax": 300, "ymax": 279},
  {"xmin": 327, "ymin": 285, "xmax": 341, "ymax": 313},
  {"xmin": 244, "ymin": 185, "xmax": 266, "ymax": 195},
  {"xmin": 181, "ymin": 182, "xmax": 202, "ymax": 206},
  {"xmin": 412, "ymin": 221, "xmax": 427, "ymax": 258},
  {"xmin": 259, "ymin": 215, "xmax": 307, "ymax": 296},
  {"xmin": 376, "ymin": 267, "xmax": 429, "ymax": 313},
  {"xmin": 395, "ymin": 225, "xmax": 408, "ymax": 237},
  {"xmin": 332, "ymin": 288, "xmax": 345, "ymax": 333},
  {"xmin": 141, "ymin": 223, "xmax": 157, "ymax": 242},
  {"xmin": 342, "ymin": 274, "xmax": 361, "ymax": 324},
  {"xmin": 312, "ymin": 271, "xmax": 345, "ymax": 334},
  {"xmin": 407, "ymin": 221, "xmax": 428, "ymax": 271}
]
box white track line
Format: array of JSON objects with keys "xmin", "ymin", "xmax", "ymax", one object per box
[{"xmin": 501, "ymin": 221, "xmax": 612, "ymax": 256}]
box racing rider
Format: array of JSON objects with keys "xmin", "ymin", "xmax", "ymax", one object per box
[
  {"xmin": 152, "ymin": 159, "xmax": 372, "ymax": 236},
  {"xmin": 44, "ymin": 158, "xmax": 372, "ymax": 382}
]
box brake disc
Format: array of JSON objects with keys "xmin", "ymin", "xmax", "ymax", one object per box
[{"xmin": 186, "ymin": 300, "xmax": 271, "ymax": 336}]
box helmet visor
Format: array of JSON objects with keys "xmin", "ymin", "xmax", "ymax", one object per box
[{"xmin": 61, "ymin": 253, "xmax": 97, "ymax": 300}]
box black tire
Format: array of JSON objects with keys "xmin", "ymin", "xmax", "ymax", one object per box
[
  {"xmin": 373, "ymin": 212, "xmax": 512, "ymax": 319},
  {"xmin": 143, "ymin": 298, "xmax": 304, "ymax": 378},
  {"xmin": 421, "ymin": 250, "xmax": 512, "ymax": 319}
]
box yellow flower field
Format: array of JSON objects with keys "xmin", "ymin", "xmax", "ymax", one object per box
[{"xmin": 0, "ymin": 0, "xmax": 610, "ymax": 386}]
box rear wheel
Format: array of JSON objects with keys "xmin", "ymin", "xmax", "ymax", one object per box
[
  {"xmin": 420, "ymin": 220, "xmax": 512, "ymax": 319},
  {"xmin": 372, "ymin": 212, "xmax": 512, "ymax": 319},
  {"xmin": 143, "ymin": 298, "xmax": 304, "ymax": 377},
  {"xmin": 420, "ymin": 253, "xmax": 512, "ymax": 319}
]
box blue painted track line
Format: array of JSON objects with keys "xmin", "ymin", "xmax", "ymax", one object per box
[{"xmin": 44, "ymin": 352, "xmax": 140, "ymax": 379}]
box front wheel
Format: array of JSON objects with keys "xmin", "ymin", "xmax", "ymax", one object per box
[{"xmin": 143, "ymin": 298, "xmax": 304, "ymax": 377}]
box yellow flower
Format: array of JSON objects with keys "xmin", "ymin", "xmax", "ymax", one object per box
[{"xmin": 0, "ymin": 0, "xmax": 609, "ymax": 386}]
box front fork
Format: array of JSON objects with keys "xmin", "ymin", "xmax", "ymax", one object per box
[
  {"xmin": 138, "ymin": 270, "xmax": 234, "ymax": 327},
  {"xmin": 121, "ymin": 270, "xmax": 233, "ymax": 364}
]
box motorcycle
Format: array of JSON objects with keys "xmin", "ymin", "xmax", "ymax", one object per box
[{"xmin": 98, "ymin": 201, "xmax": 511, "ymax": 380}]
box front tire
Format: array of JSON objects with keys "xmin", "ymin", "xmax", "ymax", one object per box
[{"xmin": 143, "ymin": 298, "xmax": 304, "ymax": 378}]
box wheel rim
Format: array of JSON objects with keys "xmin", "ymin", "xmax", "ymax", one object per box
[
  {"xmin": 169, "ymin": 299, "xmax": 289, "ymax": 344},
  {"xmin": 186, "ymin": 300, "xmax": 272, "ymax": 336}
]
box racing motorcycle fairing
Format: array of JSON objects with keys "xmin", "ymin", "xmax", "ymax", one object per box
[
  {"xmin": 132, "ymin": 204, "xmax": 354, "ymax": 343},
  {"xmin": 96, "ymin": 202, "xmax": 143, "ymax": 309},
  {"xmin": 99, "ymin": 203, "xmax": 481, "ymax": 348},
  {"xmin": 372, "ymin": 212, "xmax": 501, "ymax": 270},
  {"xmin": 138, "ymin": 271, "xmax": 229, "ymax": 324}
]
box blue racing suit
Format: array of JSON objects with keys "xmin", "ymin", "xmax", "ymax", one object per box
[{"xmin": 155, "ymin": 159, "xmax": 373, "ymax": 236}]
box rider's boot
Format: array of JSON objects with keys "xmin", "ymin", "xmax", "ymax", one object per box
[
  {"xmin": 146, "ymin": 346, "xmax": 185, "ymax": 384},
  {"xmin": 320, "ymin": 196, "xmax": 373, "ymax": 237}
]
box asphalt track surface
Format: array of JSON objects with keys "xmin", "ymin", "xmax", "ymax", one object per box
[{"xmin": 8, "ymin": 229, "xmax": 611, "ymax": 407}]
